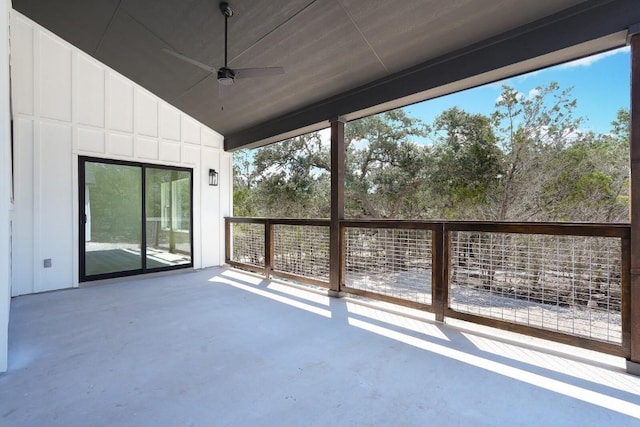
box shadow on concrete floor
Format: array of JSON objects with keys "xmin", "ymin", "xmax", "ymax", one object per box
[{"xmin": 2, "ymin": 267, "xmax": 639, "ymax": 426}]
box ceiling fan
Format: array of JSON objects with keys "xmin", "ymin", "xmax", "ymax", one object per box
[{"xmin": 163, "ymin": 2, "xmax": 284, "ymax": 86}]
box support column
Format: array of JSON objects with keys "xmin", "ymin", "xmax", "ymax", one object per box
[
  {"xmin": 629, "ymin": 31, "xmax": 640, "ymax": 375},
  {"xmin": 329, "ymin": 117, "xmax": 345, "ymax": 295}
]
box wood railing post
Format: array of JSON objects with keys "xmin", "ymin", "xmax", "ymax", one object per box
[
  {"xmin": 433, "ymin": 223, "xmax": 447, "ymax": 322},
  {"xmin": 225, "ymin": 218, "xmax": 231, "ymax": 264},
  {"xmin": 622, "ymin": 235, "xmax": 632, "ymax": 359},
  {"xmin": 265, "ymin": 220, "xmax": 273, "ymax": 279},
  {"xmin": 628, "ymin": 30, "xmax": 640, "ymax": 374},
  {"xmin": 339, "ymin": 223, "xmax": 346, "ymax": 290},
  {"xmin": 330, "ymin": 117, "xmax": 345, "ymax": 294}
]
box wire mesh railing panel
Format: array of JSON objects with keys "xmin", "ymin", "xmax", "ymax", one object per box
[
  {"xmin": 345, "ymin": 228, "xmax": 433, "ymax": 305},
  {"xmin": 231, "ymin": 223, "xmax": 265, "ymax": 268},
  {"xmin": 273, "ymin": 224, "xmax": 330, "ymax": 282},
  {"xmin": 449, "ymin": 231, "xmax": 622, "ymax": 344}
]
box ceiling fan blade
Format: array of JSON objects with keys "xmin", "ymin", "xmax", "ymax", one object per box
[
  {"xmin": 162, "ymin": 48, "xmax": 217, "ymax": 73},
  {"xmin": 234, "ymin": 67, "xmax": 285, "ymax": 79}
]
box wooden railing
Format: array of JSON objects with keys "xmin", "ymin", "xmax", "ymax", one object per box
[
  {"xmin": 226, "ymin": 217, "xmax": 631, "ymax": 357},
  {"xmin": 226, "ymin": 218, "xmax": 331, "ymax": 287},
  {"xmin": 443, "ymin": 221, "xmax": 630, "ymax": 357}
]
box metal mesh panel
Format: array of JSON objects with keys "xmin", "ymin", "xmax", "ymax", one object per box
[
  {"xmin": 345, "ymin": 228, "xmax": 433, "ymax": 305},
  {"xmin": 449, "ymin": 232, "xmax": 622, "ymax": 344},
  {"xmin": 231, "ymin": 223, "xmax": 265, "ymax": 267},
  {"xmin": 273, "ymin": 225, "xmax": 330, "ymax": 282}
]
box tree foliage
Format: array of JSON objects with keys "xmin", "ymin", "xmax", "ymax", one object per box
[
  {"xmin": 233, "ymin": 83, "xmax": 629, "ymax": 223},
  {"xmin": 344, "ymin": 109, "xmax": 430, "ymax": 218}
]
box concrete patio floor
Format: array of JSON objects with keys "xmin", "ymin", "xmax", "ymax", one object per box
[{"xmin": 1, "ymin": 267, "xmax": 640, "ymax": 426}]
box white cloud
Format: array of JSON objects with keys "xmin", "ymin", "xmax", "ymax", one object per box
[
  {"xmin": 318, "ymin": 128, "xmax": 331, "ymax": 147},
  {"xmin": 558, "ymin": 46, "xmax": 630, "ymax": 69},
  {"xmin": 487, "ymin": 46, "xmax": 628, "ymax": 92},
  {"xmin": 527, "ymin": 88, "xmax": 540, "ymax": 99}
]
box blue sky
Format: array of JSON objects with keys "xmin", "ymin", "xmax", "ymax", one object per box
[{"xmin": 403, "ymin": 46, "xmax": 630, "ymax": 138}]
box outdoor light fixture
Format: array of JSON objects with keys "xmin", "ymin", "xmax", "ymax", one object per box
[{"xmin": 209, "ymin": 169, "xmax": 219, "ymax": 186}]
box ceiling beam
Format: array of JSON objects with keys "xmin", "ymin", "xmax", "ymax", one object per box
[{"xmin": 225, "ymin": 0, "xmax": 639, "ymax": 151}]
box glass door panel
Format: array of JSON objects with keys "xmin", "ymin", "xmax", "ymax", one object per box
[
  {"xmin": 84, "ymin": 162, "xmax": 142, "ymax": 277},
  {"xmin": 145, "ymin": 168, "xmax": 192, "ymax": 269}
]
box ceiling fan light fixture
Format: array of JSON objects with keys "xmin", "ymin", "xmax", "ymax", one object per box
[{"xmin": 218, "ymin": 76, "xmax": 234, "ymax": 86}]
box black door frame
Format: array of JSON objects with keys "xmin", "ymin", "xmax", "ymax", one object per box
[{"xmin": 79, "ymin": 156, "xmax": 194, "ymax": 282}]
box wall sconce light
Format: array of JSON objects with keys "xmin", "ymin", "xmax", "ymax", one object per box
[{"xmin": 209, "ymin": 169, "xmax": 219, "ymax": 186}]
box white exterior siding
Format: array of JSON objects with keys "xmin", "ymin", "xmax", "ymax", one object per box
[
  {"xmin": 9, "ymin": 10, "xmax": 230, "ymax": 296},
  {"xmin": 0, "ymin": 0, "xmax": 12, "ymax": 373}
]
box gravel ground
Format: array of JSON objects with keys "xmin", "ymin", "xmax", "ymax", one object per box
[{"xmin": 345, "ymin": 268, "xmax": 622, "ymax": 344}]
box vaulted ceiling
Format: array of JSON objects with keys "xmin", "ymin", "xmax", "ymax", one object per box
[{"xmin": 12, "ymin": 0, "xmax": 640, "ymax": 150}]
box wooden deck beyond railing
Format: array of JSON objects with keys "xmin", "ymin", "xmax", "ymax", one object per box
[{"xmin": 225, "ymin": 217, "xmax": 631, "ymax": 358}]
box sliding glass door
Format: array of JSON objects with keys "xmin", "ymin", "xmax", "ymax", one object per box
[
  {"xmin": 80, "ymin": 157, "xmax": 193, "ymax": 281},
  {"xmin": 145, "ymin": 168, "xmax": 192, "ymax": 269}
]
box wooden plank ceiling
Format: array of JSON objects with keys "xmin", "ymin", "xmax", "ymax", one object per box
[{"xmin": 12, "ymin": 0, "xmax": 640, "ymax": 149}]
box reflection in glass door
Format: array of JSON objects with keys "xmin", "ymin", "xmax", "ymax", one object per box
[
  {"xmin": 145, "ymin": 168, "xmax": 192, "ymax": 269},
  {"xmin": 80, "ymin": 158, "xmax": 193, "ymax": 281},
  {"xmin": 82, "ymin": 161, "xmax": 142, "ymax": 277}
]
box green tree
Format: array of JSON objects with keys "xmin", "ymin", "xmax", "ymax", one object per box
[
  {"xmin": 345, "ymin": 109, "xmax": 430, "ymax": 218},
  {"xmin": 490, "ymin": 83, "xmax": 584, "ymax": 220},
  {"xmin": 249, "ymin": 132, "xmax": 330, "ymax": 218},
  {"xmin": 233, "ymin": 83, "xmax": 629, "ymax": 224},
  {"xmin": 236, "ymin": 110, "xmax": 430, "ymax": 219},
  {"xmin": 611, "ymin": 108, "xmax": 630, "ymax": 143},
  {"xmin": 233, "ymin": 150, "xmax": 261, "ymax": 216},
  {"xmin": 429, "ymin": 107, "xmax": 502, "ymax": 219},
  {"xmin": 540, "ymin": 109, "xmax": 629, "ymax": 222}
]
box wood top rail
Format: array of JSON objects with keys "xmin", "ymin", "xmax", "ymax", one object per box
[
  {"xmin": 226, "ymin": 217, "xmax": 330, "ymax": 227},
  {"xmin": 270, "ymin": 218, "xmax": 330, "ymax": 227},
  {"xmin": 340, "ymin": 219, "xmax": 442, "ymax": 230},
  {"xmin": 227, "ymin": 217, "xmax": 630, "ymax": 238},
  {"xmin": 226, "ymin": 217, "xmax": 269, "ymax": 224},
  {"xmin": 444, "ymin": 221, "xmax": 630, "ymax": 238}
]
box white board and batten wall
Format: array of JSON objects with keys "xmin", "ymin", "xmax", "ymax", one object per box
[
  {"xmin": 9, "ymin": 10, "xmax": 232, "ymax": 296},
  {"xmin": 1, "ymin": 0, "xmax": 12, "ymax": 373}
]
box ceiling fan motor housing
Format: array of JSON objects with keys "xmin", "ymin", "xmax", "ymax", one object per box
[{"xmin": 217, "ymin": 67, "xmax": 235, "ymax": 85}]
